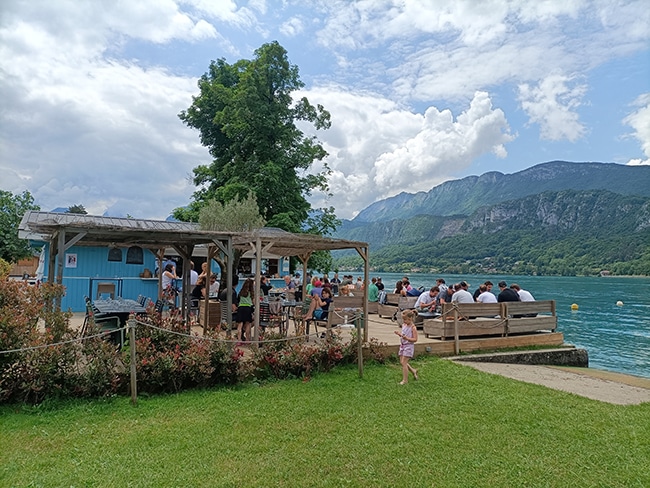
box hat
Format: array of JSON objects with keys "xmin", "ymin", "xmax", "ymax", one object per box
[
  {"xmin": 498, "ymin": 281, "xmax": 507, "ymax": 288},
  {"xmin": 459, "ymin": 281, "xmax": 469, "ymax": 288},
  {"xmin": 377, "ymin": 277, "xmax": 382, "ymax": 281}
]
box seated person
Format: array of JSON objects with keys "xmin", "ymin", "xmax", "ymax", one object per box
[
  {"xmin": 414, "ymin": 286, "xmax": 440, "ymax": 313},
  {"xmin": 208, "ymin": 275, "xmax": 219, "ymax": 296},
  {"xmin": 476, "ymin": 284, "xmax": 497, "ymax": 303},
  {"xmin": 191, "ymin": 276, "xmax": 206, "ymax": 300},
  {"xmin": 304, "ymin": 287, "xmax": 333, "ymax": 322},
  {"xmin": 260, "ymin": 275, "xmax": 272, "ymax": 296}
]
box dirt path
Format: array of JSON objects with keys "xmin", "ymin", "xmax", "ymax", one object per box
[{"xmin": 455, "ymin": 361, "xmax": 650, "ymax": 405}]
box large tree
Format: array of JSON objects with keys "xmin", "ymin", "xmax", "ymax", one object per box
[
  {"xmin": 0, "ymin": 190, "xmax": 40, "ymax": 263},
  {"xmin": 176, "ymin": 41, "xmax": 338, "ymax": 237}
]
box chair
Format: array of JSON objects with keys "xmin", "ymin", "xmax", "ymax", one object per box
[
  {"xmin": 80, "ymin": 296, "xmax": 123, "ymax": 348},
  {"xmin": 96, "ymin": 282, "xmax": 115, "ymax": 299},
  {"xmin": 259, "ymin": 301, "xmax": 286, "ymax": 336}
]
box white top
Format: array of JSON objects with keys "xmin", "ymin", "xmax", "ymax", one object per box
[
  {"xmin": 452, "ymin": 289, "xmax": 474, "ymax": 303},
  {"xmin": 162, "ymin": 271, "xmax": 175, "ymax": 289},
  {"xmin": 414, "ymin": 292, "xmax": 436, "ymax": 308},
  {"xmin": 190, "ymin": 269, "xmax": 199, "ymax": 286},
  {"xmin": 477, "ymin": 291, "xmax": 497, "ymax": 303},
  {"xmin": 518, "ymin": 289, "xmax": 535, "ymax": 302}
]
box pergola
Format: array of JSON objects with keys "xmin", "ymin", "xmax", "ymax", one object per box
[{"xmin": 18, "ymin": 212, "xmax": 370, "ymax": 341}]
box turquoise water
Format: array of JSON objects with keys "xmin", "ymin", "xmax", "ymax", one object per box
[{"xmin": 370, "ymin": 273, "xmax": 650, "ymax": 379}]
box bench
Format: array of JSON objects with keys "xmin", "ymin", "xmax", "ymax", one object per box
[
  {"xmin": 378, "ymin": 293, "xmax": 401, "ymax": 318},
  {"xmin": 422, "ymin": 301, "xmax": 557, "ymax": 339}
]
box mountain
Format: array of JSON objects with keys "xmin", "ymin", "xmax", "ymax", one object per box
[
  {"xmin": 353, "ymin": 161, "xmax": 650, "ymax": 222},
  {"xmin": 332, "ymin": 162, "xmax": 650, "ymax": 275}
]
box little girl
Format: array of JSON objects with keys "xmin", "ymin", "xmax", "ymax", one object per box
[{"xmin": 394, "ymin": 309, "xmax": 419, "ymax": 384}]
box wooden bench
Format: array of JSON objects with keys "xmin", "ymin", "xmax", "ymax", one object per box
[
  {"xmin": 422, "ymin": 301, "xmax": 557, "ymax": 339},
  {"xmin": 503, "ymin": 300, "xmax": 557, "ymax": 334},
  {"xmin": 378, "ymin": 293, "xmax": 401, "ymax": 318}
]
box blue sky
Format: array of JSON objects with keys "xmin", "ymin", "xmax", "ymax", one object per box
[{"xmin": 1, "ymin": 0, "xmax": 648, "ymax": 220}]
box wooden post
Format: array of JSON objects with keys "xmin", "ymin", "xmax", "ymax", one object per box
[
  {"xmin": 356, "ymin": 313, "xmax": 363, "ymax": 378},
  {"xmin": 128, "ymin": 315, "xmax": 138, "ymax": 406},
  {"xmin": 453, "ymin": 308, "xmax": 460, "ymax": 355}
]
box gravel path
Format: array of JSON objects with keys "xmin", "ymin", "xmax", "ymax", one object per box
[{"xmin": 455, "ymin": 361, "xmax": 650, "ymax": 405}]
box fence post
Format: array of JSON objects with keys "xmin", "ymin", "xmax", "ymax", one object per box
[
  {"xmin": 356, "ymin": 312, "xmax": 363, "ymax": 378},
  {"xmin": 128, "ymin": 315, "xmax": 138, "ymax": 406}
]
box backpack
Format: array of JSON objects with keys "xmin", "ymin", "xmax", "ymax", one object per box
[{"xmin": 378, "ymin": 290, "xmax": 387, "ymax": 305}]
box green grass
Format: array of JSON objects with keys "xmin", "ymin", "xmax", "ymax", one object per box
[{"xmin": 1, "ymin": 358, "xmax": 649, "ymax": 487}]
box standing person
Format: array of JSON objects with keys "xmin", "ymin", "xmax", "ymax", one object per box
[
  {"xmin": 208, "ymin": 275, "xmax": 219, "ymax": 296},
  {"xmin": 330, "ymin": 273, "xmax": 341, "ymax": 295},
  {"xmin": 497, "ymin": 281, "xmax": 521, "ymax": 302},
  {"xmin": 355, "ymin": 276, "xmax": 364, "ymax": 290},
  {"xmin": 161, "ymin": 263, "xmax": 178, "ymax": 307},
  {"xmin": 219, "ymin": 275, "xmax": 239, "ymax": 328},
  {"xmin": 367, "ymin": 277, "xmax": 379, "ymax": 303},
  {"xmin": 235, "ymin": 278, "xmax": 254, "ymax": 343},
  {"xmin": 436, "ymin": 278, "xmax": 448, "ymax": 296},
  {"xmin": 189, "ymin": 262, "xmax": 199, "ymax": 286},
  {"xmin": 394, "ymin": 309, "xmax": 419, "ymax": 384}
]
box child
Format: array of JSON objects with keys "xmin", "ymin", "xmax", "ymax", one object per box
[
  {"xmin": 394, "ymin": 309, "xmax": 419, "ymax": 384},
  {"xmin": 235, "ymin": 278, "xmax": 254, "ymax": 343}
]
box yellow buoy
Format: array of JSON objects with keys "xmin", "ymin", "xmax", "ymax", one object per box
[
  {"xmin": 571, "ymin": 303, "xmax": 579, "ymax": 311},
  {"xmin": 616, "ymin": 301, "xmax": 624, "ymax": 307}
]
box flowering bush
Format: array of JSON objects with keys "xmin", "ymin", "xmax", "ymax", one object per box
[
  {"xmin": 252, "ymin": 330, "xmax": 356, "ymax": 381},
  {"xmin": 0, "ymin": 279, "xmax": 124, "ymax": 403}
]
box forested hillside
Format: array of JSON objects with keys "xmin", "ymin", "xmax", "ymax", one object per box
[
  {"xmin": 333, "ymin": 187, "xmax": 650, "ymax": 276},
  {"xmin": 353, "ymin": 161, "xmax": 650, "ymax": 222}
]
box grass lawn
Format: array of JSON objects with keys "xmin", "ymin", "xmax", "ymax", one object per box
[{"xmin": 1, "ymin": 358, "xmax": 649, "ymax": 487}]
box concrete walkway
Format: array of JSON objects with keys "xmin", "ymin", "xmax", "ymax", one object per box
[{"xmin": 454, "ymin": 361, "xmax": 650, "ymax": 405}]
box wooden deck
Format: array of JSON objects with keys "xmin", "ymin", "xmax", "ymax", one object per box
[{"xmin": 69, "ymin": 306, "xmax": 566, "ymax": 359}]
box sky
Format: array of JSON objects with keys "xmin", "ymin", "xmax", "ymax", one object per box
[{"xmin": 1, "ymin": 1, "xmax": 649, "ymax": 221}]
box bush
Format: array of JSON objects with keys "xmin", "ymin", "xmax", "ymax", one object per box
[
  {"xmin": 252, "ymin": 330, "xmax": 357, "ymax": 381},
  {"xmin": 0, "ymin": 280, "xmax": 123, "ymax": 403}
]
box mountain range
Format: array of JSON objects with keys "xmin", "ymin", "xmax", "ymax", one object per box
[{"xmin": 332, "ymin": 161, "xmax": 650, "ymax": 276}]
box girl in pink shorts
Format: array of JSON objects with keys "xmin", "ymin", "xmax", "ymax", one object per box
[{"xmin": 394, "ymin": 309, "xmax": 419, "ymax": 384}]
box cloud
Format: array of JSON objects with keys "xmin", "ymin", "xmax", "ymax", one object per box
[
  {"xmin": 624, "ymin": 93, "xmax": 650, "ymax": 166},
  {"xmin": 280, "ymin": 17, "xmax": 305, "ymax": 37},
  {"xmin": 301, "ymin": 88, "xmax": 514, "ymax": 218},
  {"xmin": 517, "ymin": 74, "xmax": 587, "ymax": 142}
]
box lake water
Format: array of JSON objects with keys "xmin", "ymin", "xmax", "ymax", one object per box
[{"xmin": 367, "ymin": 273, "xmax": 650, "ymax": 379}]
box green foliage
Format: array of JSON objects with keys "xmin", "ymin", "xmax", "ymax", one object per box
[
  {"xmin": 178, "ymin": 41, "xmax": 336, "ymax": 236},
  {"xmin": 251, "ymin": 330, "xmax": 356, "ymax": 380},
  {"xmin": 198, "ymin": 192, "xmax": 266, "ymax": 232},
  {"xmin": 66, "ymin": 204, "xmax": 87, "ymax": 214},
  {"xmin": 0, "ymin": 190, "xmax": 40, "ymax": 263},
  {"xmin": 334, "ymin": 190, "xmax": 650, "ymax": 276}
]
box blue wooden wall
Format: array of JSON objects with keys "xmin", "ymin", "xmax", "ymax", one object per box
[{"xmin": 39, "ymin": 242, "xmax": 160, "ymax": 312}]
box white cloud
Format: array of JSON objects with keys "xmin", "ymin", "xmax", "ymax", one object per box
[
  {"xmin": 518, "ymin": 74, "xmax": 587, "ymax": 142},
  {"xmin": 301, "ymin": 88, "xmax": 514, "ymax": 218},
  {"xmin": 624, "ymin": 93, "xmax": 650, "ymax": 166},
  {"xmin": 280, "ymin": 16, "xmax": 304, "ymax": 37}
]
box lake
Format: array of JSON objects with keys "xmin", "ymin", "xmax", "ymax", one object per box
[{"xmin": 364, "ymin": 273, "xmax": 650, "ymax": 379}]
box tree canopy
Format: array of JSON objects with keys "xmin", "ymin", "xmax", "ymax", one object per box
[
  {"xmin": 67, "ymin": 204, "xmax": 87, "ymax": 214},
  {"xmin": 0, "ymin": 190, "xmax": 40, "ymax": 263},
  {"xmin": 176, "ymin": 41, "xmax": 337, "ymax": 237}
]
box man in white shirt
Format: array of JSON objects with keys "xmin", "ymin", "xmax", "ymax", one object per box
[
  {"xmin": 510, "ymin": 283, "xmax": 535, "ymax": 301},
  {"xmin": 414, "ymin": 286, "xmax": 440, "ymax": 312},
  {"xmin": 476, "ymin": 284, "xmax": 498, "ymax": 303},
  {"xmin": 189, "ymin": 262, "xmax": 199, "ymax": 286},
  {"xmin": 451, "ymin": 281, "xmax": 474, "ymax": 304}
]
